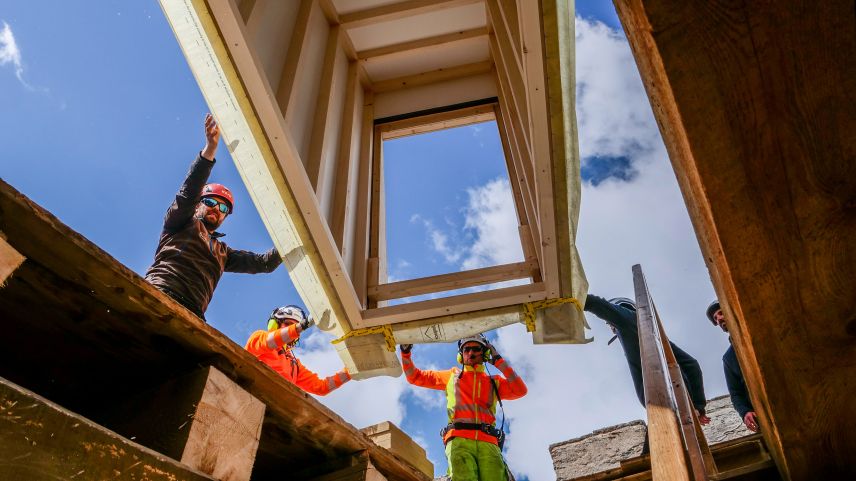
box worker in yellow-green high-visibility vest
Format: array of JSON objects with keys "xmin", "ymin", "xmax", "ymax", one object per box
[{"xmin": 400, "ymin": 334, "xmax": 527, "ymax": 481}]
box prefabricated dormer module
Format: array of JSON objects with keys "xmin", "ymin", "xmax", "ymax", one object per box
[{"xmin": 159, "ymin": 0, "xmax": 588, "ymax": 377}]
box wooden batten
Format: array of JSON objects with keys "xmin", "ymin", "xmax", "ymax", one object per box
[
  {"xmin": 307, "ymin": 26, "xmax": 343, "ymax": 191},
  {"xmin": 371, "ymin": 61, "xmax": 493, "ymax": 94},
  {"xmin": 358, "ymin": 27, "xmax": 488, "ymax": 61},
  {"xmin": 351, "ymin": 90, "xmax": 374, "ymax": 307},
  {"xmin": 339, "ymin": 0, "xmax": 483, "ymax": 29},
  {"xmin": 275, "ymin": 0, "xmax": 314, "ymax": 118},
  {"xmin": 330, "ymin": 61, "xmax": 361, "ymax": 253}
]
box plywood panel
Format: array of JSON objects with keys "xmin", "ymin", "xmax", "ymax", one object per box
[
  {"xmin": 244, "ymin": 0, "xmax": 300, "ymax": 91},
  {"xmin": 288, "ymin": 2, "xmax": 331, "ymax": 164},
  {"xmin": 345, "ymin": 1, "xmax": 484, "ymax": 48}
]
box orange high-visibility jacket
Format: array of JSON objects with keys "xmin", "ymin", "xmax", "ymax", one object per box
[
  {"xmin": 401, "ymin": 351, "xmax": 527, "ymax": 445},
  {"xmin": 245, "ymin": 325, "xmax": 350, "ymax": 396}
]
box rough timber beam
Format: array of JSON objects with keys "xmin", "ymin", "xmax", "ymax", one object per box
[
  {"xmin": 613, "ymin": 0, "xmax": 856, "ymax": 478},
  {"xmin": 159, "ymin": 0, "xmax": 398, "ymax": 378}
]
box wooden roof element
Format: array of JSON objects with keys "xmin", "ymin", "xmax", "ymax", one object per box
[
  {"xmin": 157, "ymin": 0, "xmax": 589, "ymax": 377},
  {"xmin": 613, "ymin": 0, "xmax": 856, "ymax": 478},
  {"xmin": 0, "ymin": 179, "xmax": 429, "ymax": 481}
]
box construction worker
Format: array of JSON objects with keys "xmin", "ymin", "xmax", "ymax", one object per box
[
  {"xmin": 584, "ymin": 294, "xmax": 710, "ymax": 424},
  {"xmin": 707, "ymin": 301, "xmax": 759, "ymax": 432},
  {"xmin": 400, "ymin": 334, "xmax": 527, "ymax": 481},
  {"xmin": 144, "ymin": 114, "xmax": 281, "ymax": 319},
  {"xmin": 245, "ymin": 305, "xmax": 351, "ymax": 395}
]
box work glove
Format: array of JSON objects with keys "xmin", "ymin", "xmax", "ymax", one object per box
[
  {"xmin": 400, "ymin": 344, "xmax": 413, "ymax": 354},
  {"xmin": 299, "ymin": 316, "xmax": 315, "ymax": 332},
  {"xmin": 483, "ymin": 340, "xmax": 500, "ymax": 364}
]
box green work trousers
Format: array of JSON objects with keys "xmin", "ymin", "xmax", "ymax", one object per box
[{"xmin": 445, "ymin": 437, "xmax": 507, "ymax": 481}]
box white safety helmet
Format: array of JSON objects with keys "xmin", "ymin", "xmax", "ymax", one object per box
[
  {"xmin": 270, "ymin": 305, "xmax": 308, "ymax": 326},
  {"xmin": 609, "ymin": 297, "xmax": 637, "ymax": 311}
]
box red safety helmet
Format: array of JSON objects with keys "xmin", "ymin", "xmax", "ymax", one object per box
[{"xmin": 201, "ymin": 183, "xmax": 234, "ymax": 213}]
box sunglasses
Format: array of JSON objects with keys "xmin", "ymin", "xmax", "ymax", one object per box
[
  {"xmin": 462, "ymin": 346, "xmax": 484, "ymax": 353},
  {"xmin": 201, "ymin": 197, "xmax": 230, "ymax": 214}
]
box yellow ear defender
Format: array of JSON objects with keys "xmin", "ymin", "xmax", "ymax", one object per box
[{"xmin": 267, "ymin": 319, "xmax": 279, "ymax": 332}]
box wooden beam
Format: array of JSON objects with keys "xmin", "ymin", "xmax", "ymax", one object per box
[
  {"xmin": 0, "ymin": 376, "xmax": 215, "ymax": 481},
  {"xmin": 275, "ymin": 0, "xmax": 314, "ymax": 116},
  {"xmin": 237, "ymin": 0, "xmax": 258, "ymax": 24},
  {"xmin": 357, "ymin": 27, "xmax": 488, "ymax": 60},
  {"xmin": 307, "ymin": 26, "xmax": 342, "ymax": 190},
  {"xmin": 351, "ymin": 90, "xmax": 374, "ymax": 307},
  {"xmin": 101, "ymin": 366, "xmax": 265, "ymax": 481},
  {"xmin": 368, "ymin": 261, "xmax": 538, "ymax": 302},
  {"xmin": 371, "ymin": 61, "xmax": 493, "ymax": 93},
  {"xmin": 340, "ymin": 0, "xmax": 483, "ymax": 29},
  {"xmin": 362, "ymin": 422, "xmax": 433, "ymax": 478},
  {"xmin": 486, "ymin": 0, "xmax": 531, "ymax": 148},
  {"xmin": 614, "ymin": 0, "xmax": 856, "ymax": 478},
  {"xmin": 633, "ymin": 265, "xmax": 691, "ymax": 481},
  {"xmin": 378, "ymin": 103, "xmax": 496, "ymax": 140},
  {"xmin": 0, "ymin": 234, "xmax": 25, "ymax": 287},
  {"xmin": 331, "ymin": 61, "xmax": 360, "ymax": 251},
  {"xmin": 360, "ymin": 282, "xmax": 545, "ymax": 327}
]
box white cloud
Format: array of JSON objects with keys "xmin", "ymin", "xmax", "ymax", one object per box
[
  {"xmin": 411, "ymin": 214, "xmax": 462, "ymax": 264},
  {"xmin": 461, "ymin": 178, "xmax": 524, "ymax": 270},
  {"xmin": 0, "ymin": 21, "xmax": 35, "ymax": 90}
]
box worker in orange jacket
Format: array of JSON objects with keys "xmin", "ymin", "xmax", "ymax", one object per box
[
  {"xmin": 400, "ymin": 334, "xmax": 527, "ymax": 481},
  {"xmin": 245, "ymin": 305, "xmax": 350, "ymax": 396}
]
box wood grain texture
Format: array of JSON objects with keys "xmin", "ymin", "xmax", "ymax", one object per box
[
  {"xmin": 0, "ymin": 376, "xmax": 215, "ymax": 481},
  {"xmin": 614, "ymin": 0, "xmax": 856, "ymax": 478}
]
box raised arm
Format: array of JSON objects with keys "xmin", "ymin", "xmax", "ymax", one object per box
[
  {"xmin": 584, "ymin": 294, "xmax": 637, "ymax": 332},
  {"xmin": 292, "ymin": 357, "xmax": 351, "ymax": 396},
  {"xmin": 400, "ymin": 345, "xmax": 452, "ymax": 390},
  {"xmin": 245, "ymin": 324, "xmax": 303, "ymax": 353},
  {"xmin": 485, "ymin": 342, "xmax": 527, "ymax": 400},
  {"xmin": 163, "ymin": 114, "xmax": 220, "ymax": 232},
  {"xmin": 225, "ymin": 247, "xmax": 283, "ymax": 273}
]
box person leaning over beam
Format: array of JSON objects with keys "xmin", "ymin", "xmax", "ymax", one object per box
[
  {"xmin": 245, "ymin": 305, "xmax": 351, "ymax": 396},
  {"xmin": 400, "ymin": 334, "xmax": 527, "ymax": 481},
  {"xmin": 144, "ymin": 114, "xmax": 282, "ymax": 320},
  {"xmin": 584, "ymin": 294, "xmax": 711, "ymax": 424},
  {"xmin": 707, "ymin": 300, "xmax": 759, "ymax": 433}
]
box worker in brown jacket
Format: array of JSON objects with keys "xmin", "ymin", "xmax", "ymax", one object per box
[{"xmin": 145, "ymin": 114, "xmax": 282, "ymax": 319}]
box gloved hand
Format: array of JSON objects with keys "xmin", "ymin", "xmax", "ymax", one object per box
[
  {"xmin": 485, "ymin": 341, "xmax": 501, "ymax": 364},
  {"xmin": 299, "ymin": 316, "xmax": 315, "ymax": 332},
  {"xmin": 400, "ymin": 344, "xmax": 413, "ymax": 354}
]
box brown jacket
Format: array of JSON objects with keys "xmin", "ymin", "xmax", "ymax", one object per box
[{"xmin": 144, "ymin": 155, "xmax": 281, "ymax": 316}]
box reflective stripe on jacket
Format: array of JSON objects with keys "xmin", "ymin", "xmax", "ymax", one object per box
[
  {"xmin": 245, "ymin": 329, "xmax": 350, "ymax": 396},
  {"xmin": 401, "ymin": 352, "xmax": 527, "ymax": 445}
]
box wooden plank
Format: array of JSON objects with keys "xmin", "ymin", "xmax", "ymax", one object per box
[
  {"xmin": 362, "ymin": 422, "xmax": 433, "ymax": 478},
  {"xmin": 351, "ymin": 90, "xmax": 374, "ymax": 307},
  {"xmin": 0, "ymin": 234, "xmax": 25, "ymax": 287},
  {"xmin": 368, "ymin": 261, "xmax": 538, "ymax": 302},
  {"xmin": 486, "ymin": 0, "xmax": 531, "ymax": 148},
  {"xmin": 493, "ymin": 103, "xmax": 542, "ymax": 266},
  {"xmin": 377, "ymin": 103, "xmax": 496, "ymax": 140},
  {"xmin": 0, "ymin": 179, "xmax": 427, "ymax": 481},
  {"xmin": 357, "ymin": 27, "xmax": 488, "ymax": 60},
  {"xmin": 101, "ymin": 366, "xmax": 265, "ymax": 481},
  {"xmin": 367, "ymin": 124, "xmax": 386, "ymax": 308},
  {"xmin": 360, "ymin": 282, "xmax": 545, "ymax": 327},
  {"xmin": 633, "ymin": 265, "xmax": 691, "ymax": 481},
  {"xmin": 307, "ymin": 26, "xmax": 343, "ymax": 190},
  {"xmin": 275, "ymin": 0, "xmax": 314, "ymax": 116},
  {"xmin": 238, "ymin": 0, "xmax": 257, "ymax": 24},
  {"xmin": 371, "ymin": 61, "xmax": 493, "ymax": 93},
  {"xmin": 613, "ymin": 1, "xmax": 856, "ymax": 478},
  {"xmin": 331, "ymin": 60, "xmax": 360, "ymax": 251},
  {"xmin": 0, "ymin": 375, "xmax": 216, "ymax": 481},
  {"xmin": 656, "ymin": 308, "xmax": 713, "ymax": 480},
  {"xmin": 339, "ymin": 0, "xmax": 483, "ymax": 29}
]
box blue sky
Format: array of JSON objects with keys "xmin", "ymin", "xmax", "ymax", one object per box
[{"xmin": 1, "ymin": 3, "xmax": 733, "ymax": 480}]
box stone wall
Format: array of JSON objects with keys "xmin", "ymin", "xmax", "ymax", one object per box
[{"xmin": 550, "ymin": 395, "xmax": 752, "ymax": 480}]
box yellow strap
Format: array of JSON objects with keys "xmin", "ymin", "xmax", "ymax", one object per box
[
  {"xmin": 521, "ymin": 297, "xmax": 583, "ymax": 332},
  {"xmin": 331, "ymin": 324, "xmax": 396, "ymax": 352}
]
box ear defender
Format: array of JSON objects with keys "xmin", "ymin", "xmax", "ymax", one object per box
[
  {"xmin": 457, "ymin": 353, "xmax": 463, "ymax": 364},
  {"xmin": 267, "ymin": 318, "xmax": 279, "ymax": 332},
  {"xmin": 484, "ymin": 348, "xmax": 492, "ymax": 360}
]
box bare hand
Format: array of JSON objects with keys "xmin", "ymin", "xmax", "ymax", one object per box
[
  {"xmin": 697, "ymin": 412, "xmax": 711, "ymax": 425},
  {"xmin": 744, "ymin": 412, "xmax": 759, "ymax": 432},
  {"xmin": 201, "ymin": 113, "xmax": 220, "ymax": 161},
  {"xmin": 400, "ymin": 344, "xmax": 413, "ymax": 354}
]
